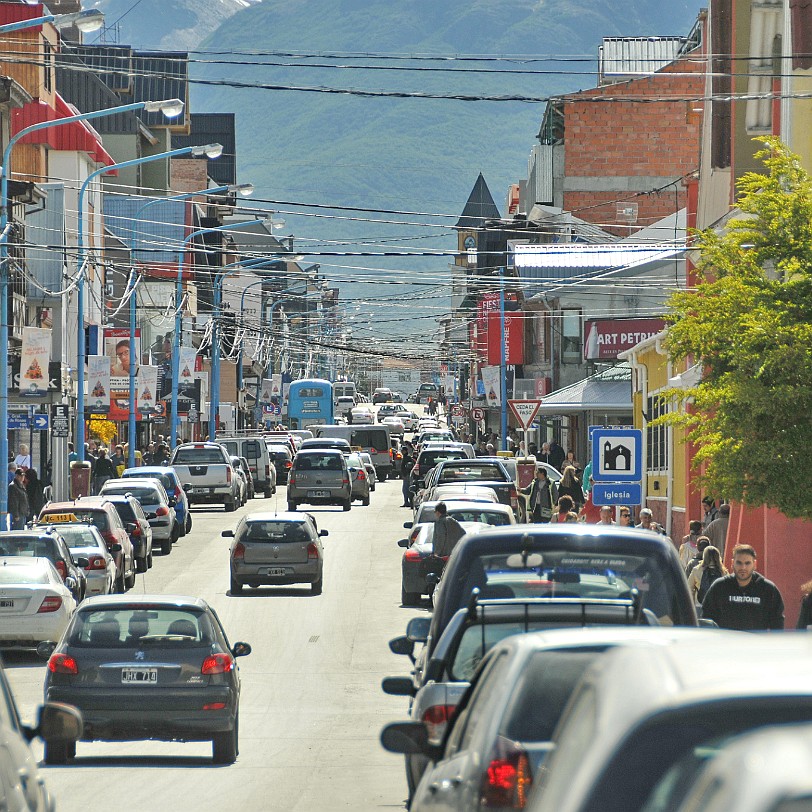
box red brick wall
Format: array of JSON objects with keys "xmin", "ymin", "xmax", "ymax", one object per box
[{"xmin": 562, "ymin": 59, "xmax": 704, "ymax": 233}]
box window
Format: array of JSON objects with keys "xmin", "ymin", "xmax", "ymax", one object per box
[
  {"xmin": 646, "ymin": 395, "xmax": 669, "ymax": 472},
  {"xmin": 561, "ymin": 309, "xmax": 582, "ymax": 364},
  {"xmin": 43, "ymin": 39, "xmax": 53, "ymax": 93},
  {"xmin": 296, "ymin": 387, "xmax": 324, "ymax": 398}
]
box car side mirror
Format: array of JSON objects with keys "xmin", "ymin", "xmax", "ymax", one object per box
[
  {"xmin": 406, "ymin": 616, "xmax": 431, "ymax": 644},
  {"xmin": 403, "ymin": 521, "xmax": 413, "ymax": 529},
  {"xmin": 65, "ymin": 577, "xmax": 77, "ymax": 592},
  {"xmin": 125, "ymin": 523, "xmax": 136, "ymax": 533},
  {"xmin": 110, "ymin": 544, "xmax": 122, "ymax": 553},
  {"xmin": 699, "ymin": 617, "xmax": 718, "ymax": 629},
  {"xmin": 397, "ymin": 539, "xmax": 409, "ymax": 548},
  {"xmin": 33, "ymin": 702, "xmax": 83, "ymax": 744},
  {"xmin": 388, "ymin": 635, "xmax": 415, "ymax": 658},
  {"xmin": 36, "ymin": 641, "xmax": 56, "ymax": 660},
  {"xmin": 381, "ymin": 676, "xmax": 416, "ymax": 697},
  {"xmin": 319, "ymin": 529, "xmax": 329, "ymax": 537},
  {"xmin": 232, "ymin": 641, "xmax": 252, "ymax": 658},
  {"xmin": 380, "ymin": 721, "xmax": 438, "ymax": 758},
  {"xmin": 222, "ymin": 530, "xmax": 235, "ymax": 538},
  {"xmin": 182, "ymin": 483, "xmax": 192, "ymax": 492},
  {"xmin": 168, "ymin": 497, "xmax": 177, "ymax": 506},
  {"xmin": 73, "ymin": 557, "xmax": 89, "ymax": 569}
]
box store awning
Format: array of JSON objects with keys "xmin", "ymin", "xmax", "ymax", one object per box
[{"xmin": 538, "ymin": 364, "xmax": 632, "ymax": 414}]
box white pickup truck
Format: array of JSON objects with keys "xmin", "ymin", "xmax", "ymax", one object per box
[{"xmin": 170, "ymin": 442, "xmax": 238, "ymax": 511}]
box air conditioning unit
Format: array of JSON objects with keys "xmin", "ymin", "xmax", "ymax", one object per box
[{"xmin": 616, "ymin": 202, "xmax": 638, "ymax": 223}]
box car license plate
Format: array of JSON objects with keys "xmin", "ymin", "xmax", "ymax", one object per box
[
  {"xmin": 307, "ymin": 490, "xmax": 330, "ymax": 498},
  {"xmin": 192, "ymin": 487, "xmax": 211, "ymax": 494},
  {"xmin": 121, "ymin": 667, "xmax": 158, "ymax": 684},
  {"xmin": 0, "ymin": 600, "xmax": 13, "ymax": 609},
  {"xmin": 262, "ymin": 567, "xmax": 288, "ymax": 577}
]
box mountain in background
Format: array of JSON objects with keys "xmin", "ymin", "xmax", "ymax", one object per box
[{"xmin": 89, "ymin": 0, "xmax": 707, "ymax": 343}]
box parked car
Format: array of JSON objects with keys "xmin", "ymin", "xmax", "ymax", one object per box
[
  {"xmin": 0, "ymin": 557, "xmax": 77, "ymax": 649},
  {"xmin": 287, "ymin": 450, "xmax": 352, "ymax": 512},
  {"xmin": 217, "ymin": 436, "xmax": 276, "ymax": 497},
  {"xmin": 406, "ymin": 500, "xmax": 516, "ymax": 531},
  {"xmin": 526, "ymin": 632, "xmax": 812, "ymax": 812},
  {"xmin": 267, "ymin": 443, "xmax": 294, "ymax": 485},
  {"xmin": 378, "ymin": 404, "xmax": 403, "ymax": 422},
  {"xmin": 170, "ymin": 442, "xmax": 239, "ymax": 511},
  {"xmin": 42, "ymin": 594, "xmax": 251, "ymax": 764},
  {"xmin": 429, "ymin": 485, "xmax": 500, "ymax": 504},
  {"xmin": 426, "ymin": 459, "xmax": 519, "ymax": 515},
  {"xmin": 298, "ymin": 437, "xmax": 352, "ymax": 454},
  {"xmin": 381, "ymin": 417, "xmax": 406, "ymax": 435},
  {"xmin": 122, "ymin": 466, "xmax": 191, "ymax": 536},
  {"xmin": 359, "ymin": 452, "xmax": 377, "ymax": 491},
  {"xmin": 0, "ymin": 529, "xmax": 87, "ymax": 602},
  {"xmin": 224, "ymin": 512, "xmax": 328, "ymax": 595},
  {"xmin": 39, "ymin": 500, "xmax": 136, "ymax": 592},
  {"xmin": 373, "ymin": 387, "xmax": 393, "ymax": 404},
  {"xmin": 347, "ymin": 452, "xmax": 371, "ymax": 506},
  {"xmin": 236, "ymin": 456, "xmax": 256, "ymax": 499},
  {"xmin": 100, "ymin": 493, "xmax": 154, "ymax": 571},
  {"xmin": 100, "ymin": 478, "xmax": 176, "ymax": 556},
  {"xmin": 229, "ymin": 457, "xmax": 249, "ymax": 506},
  {"xmin": 53, "ymin": 523, "xmax": 117, "ymax": 597}
]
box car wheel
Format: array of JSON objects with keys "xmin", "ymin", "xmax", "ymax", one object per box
[
  {"xmin": 147, "ymin": 551, "xmax": 153, "ymax": 569},
  {"xmin": 44, "ymin": 739, "xmax": 70, "ymax": 765},
  {"xmin": 136, "ymin": 555, "xmax": 148, "ymax": 574},
  {"xmin": 371, "ymin": 483, "xmax": 376, "ymax": 492},
  {"xmin": 362, "ymin": 494, "xmax": 370, "ymax": 506},
  {"xmin": 185, "ymin": 514, "xmax": 192, "ymax": 534},
  {"xmin": 287, "ymin": 502, "xmax": 297, "ymax": 512},
  {"xmin": 264, "ymin": 488, "xmax": 273, "ymax": 499},
  {"xmin": 230, "ymin": 576, "xmax": 243, "ymax": 595},
  {"xmin": 161, "ymin": 536, "xmax": 172, "ymax": 556},
  {"xmin": 401, "ymin": 586, "xmax": 420, "ymax": 606},
  {"xmin": 172, "ymin": 524, "xmax": 181, "ymax": 543},
  {"xmin": 224, "ymin": 498, "xmax": 236, "ymax": 512},
  {"xmin": 115, "ymin": 570, "xmax": 125, "ymax": 593},
  {"xmin": 311, "ymin": 576, "xmax": 323, "ymax": 595},
  {"xmin": 342, "ymin": 500, "xmax": 351, "ymax": 512},
  {"xmin": 379, "ymin": 473, "xmax": 387, "ymax": 482},
  {"xmin": 212, "ymin": 717, "xmax": 238, "ymax": 764},
  {"xmin": 125, "ymin": 568, "xmax": 136, "ymax": 590}
]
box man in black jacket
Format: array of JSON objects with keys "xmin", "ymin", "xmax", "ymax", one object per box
[{"xmin": 701, "ymin": 544, "xmax": 784, "ymax": 630}]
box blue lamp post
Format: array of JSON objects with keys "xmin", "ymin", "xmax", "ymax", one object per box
[
  {"xmin": 0, "ymin": 9, "xmax": 104, "ymax": 35},
  {"xmin": 0, "ymin": 96, "xmax": 183, "ymax": 521},
  {"xmin": 124, "ymin": 181, "xmax": 253, "ymax": 468}
]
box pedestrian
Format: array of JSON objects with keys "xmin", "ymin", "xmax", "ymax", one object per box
[
  {"xmin": 400, "ymin": 442, "xmax": 415, "ymax": 508},
  {"xmin": 154, "ymin": 443, "xmax": 170, "ymax": 465},
  {"xmin": 91, "ymin": 449, "xmax": 117, "ymax": 494},
  {"xmin": 578, "ymin": 480, "xmax": 602, "ymax": 523},
  {"xmin": 796, "ymin": 580, "xmax": 812, "ymax": 629},
  {"xmin": 686, "ymin": 536, "xmax": 711, "ymax": 577},
  {"xmin": 553, "ymin": 495, "xmax": 575, "ymax": 523},
  {"xmin": 597, "ymin": 505, "xmax": 615, "ymax": 526},
  {"xmin": 618, "ymin": 507, "xmax": 635, "ymax": 528},
  {"xmin": 485, "ymin": 443, "xmax": 495, "ymax": 456},
  {"xmin": 635, "ymin": 507, "xmax": 665, "ymax": 534},
  {"xmin": 702, "ymin": 496, "xmax": 719, "ymax": 529},
  {"xmin": 688, "ymin": 544, "xmax": 728, "ymax": 605},
  {"xmin": 6, "ymin": 463, "xmax": 15, "ymax": 485},
  {"xmin": 142, "ymin": 442, "xmax": 156, "ymax": 466},
  {"xmin": 561, "ymin": 450, "xmax": 580, "ymax": 475},
  {"xmin": 537, "ymin": 442, "xmax": 551, "ymax": 465},
  {"xmin": 67, "ymin": 442, "xmax": 78, "ymax": 464},
  {"xmin": 701, "ymin": 544, "xmax": 784, "ymax": 631},
  {"xmin": 705, "ymin": 503, "xmax": 730, "ymax": 554},
  {"xmin": 678, "ymin": 520, "xmax": 704, "ymax": 568},
  {"xmin": 527, "ymin": 442, "xmax": 538, "ymax": 457},
  {"xmin": 8, "ymin": 469, "xmax": 29, "ymax": 530},
  {"xmin": 23, "ymin": 468, "xmax": 45, "ymax": 521},
  {"xmin": 110, "ymin": 444, "xmax": 126, "ymax": 476},
  {"xmin": 557, "ymin": 466, "xmax": 584, "ymax": 510},
  {"xmin": 432, "ymin": 502, "xmax": 466, "ymax": 558},
  {"xmin": 548, "ymin": 438, "xmax": 565, "ymax": 471},
  {"xmin": 521, "ymin": 466, "xmax": 557, "ymax": 523},
  {"xmin": 13, "ymin": 444, "xmax": 30, "ymax": 470}
]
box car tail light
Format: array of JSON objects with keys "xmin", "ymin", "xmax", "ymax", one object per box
[
  {"xmin": 86, "ymin": 555, "xmax": 107, "ymax": 571},
  {"xmin": 356, "ymin": 469, "xmax": 366, "ymax": 480},
  {"xmin": 404, "ymin": 548, "xmax": 422, "ymax": 562},
  {"xmin": 155, "ymin": 506, "xmax": 170, "ymax": 516},
  {"xmin": 174, "ymin": 485, "xmax": 183, "ymax": 499},
  {"xmin": 48, "ymin": 653, "xmax": 78, "ymax": 674},
  {"xmin": 288, "ymin": 474, "xmax": 296, "ymax": 487},
  {"xmin": 130, "ymin": 524, "xmax": 141, "ymax": 537},
  {"xmin": 54, "ymin": 560, "xmax": 67, "ymax": 580},
  {"xmin": 342, "ymin": 477, "xmax": 349, "ymax": 485},
  {"xmin": 232, "ymin": 542, "xmax": 245, "ymax": 562},
  {"xmin": 203, "ymin": 702, "xmax": 227, "ymax": 711},
  {"xmin": 265, "ymin": 464, "xmax": 271, "ymax": 478},
  {"xmin": 285, "ymin": 461, "xmax": 292, "ymax": 470},
  {"xmin": 226, "ymin": 467, "xmax": 232, "ymax": 484},
  {"xmin": 307, "ymin": 543, "xmax": 319, "ymax": 560},
  {"xmin": 38, "ymin": 596, "xmax": 63, "ymax": 613},
  {"xmin": 422, "ymin": 704, "xmax": 456, "ymax": 745},
  {"xmin": 101, "ymin": 530, "xmax": 118, "ymax": 549},
  {"xmin": 370, "ymin": 447, "xmax": 377, "ymax": 455},
  {"xmin": 480, "ymin": 740, "xmax": 533, "ymax": 809},
  {"xmin": 509, "ymin": 484, "xmax": 518, "ymax": 510},
  {"xmin": 201, "ymin": 653, "xmax": 234, "ymax": 674}
]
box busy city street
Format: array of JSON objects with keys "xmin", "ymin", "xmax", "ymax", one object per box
[{"xmin": 5, "ymin": 477, "xmax": 411, "ymax": 811}]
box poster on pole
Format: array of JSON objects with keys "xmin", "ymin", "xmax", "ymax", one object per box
[
  {"xmin": 259, "ymin": 379, "xmax": 273, "ymax": 404},
  {"xmin": 19, "ymin": 327, "xmax": 51, "ymax": 396},
  {"xmin": 270, "ymin": 374, "xmax": 282, "ymax": 400},
  {"xmin": 481, "ymin": 365, "xmax": 502, "ymax": 408},
  {"xmin": 137, "ymin": 366, "xmax": 158, "ymax": 415},
  {"xmin": 87, "ymin": 355, "xmax": 111, "ymax": 414},
  {"xmin": 104, "ymin": 328, "xmax": 140, "ymax": 421}
]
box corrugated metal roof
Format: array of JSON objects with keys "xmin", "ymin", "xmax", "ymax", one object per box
[
  {"xmin": 538, "ymin": 364, "xmax": 632, "ymax": 413},
  {"xmin": 599, "ymin": 37, "xmax": 685, "ymax": 82},
  {"xmin": 173, "ymin": 114, "xmax": 236, "ymax": 186},
  {"xmin": 104, "ymin": 196, "xmax": 190, "ymax": 265},
  {"xmin": 512, "ymin": 243, "xmax": 682, "ymax": 273}
]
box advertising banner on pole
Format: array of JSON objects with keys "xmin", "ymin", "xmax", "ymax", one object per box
[
  {"xmin": 19, "ymin": 327, "xmax": 51, "ymax": 396},
  {"xmin": 487, "ymin": 310, "xmax": 525, "ymax": 366},
  {"xmin": 104, "ymin": 328, "xmax": 140, "ymax": 421},
  {"xmin": 176, "ymin": 348, "xmax": 198, "ymax": 416},
  {"xmin": 137, "ymin": 366, "xmax": 158, "ymax": 415},
  {"xmin": 481, "ymin": 365, "xmax": 502, "ymax": 407},
  {"xmin": 260, "ymin": 379, "xmax": 273, "ymax": 404},
  {"xmin": 271, "ymin": 374, "xmax": 282, "ymax": 400},
  {"xmin": 87, "ymin": 356, "xmax": 111, "ymax": 414}
]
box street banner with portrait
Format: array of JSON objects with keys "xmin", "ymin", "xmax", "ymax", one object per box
[
  {"xmin": 104, "ymin": 328, "xmax": 140, "ymax": 421},
  {"xmin": 19, "ymin": 327, "xmax": 51, "ymax": 396},
  {"xmin": 87, "ymin": 355, "xmax": 111, "ymax": 414},
  {"xmin": 137, "ymin": 365, "xmax": 158, "ymax": 415}
]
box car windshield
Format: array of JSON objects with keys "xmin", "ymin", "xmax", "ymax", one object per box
[
  {"xmin": 173, "ymin": 449, "xmax": 225, "ymax": 464},
  {"xmin": 52, "ymin": 526, "xmax": 99, "ymax": 550},
  {"xmin": 242, "ymin": 521, "xmax": 311, "ymax": 543},
  {"xmin": 455, "ymin": 550, "xmax": 679, "ymax": 623},
  {"xmin": 70, "ymin": 607, "xmax": 215, "ymax": 647},
  {"xmin": 0, "ymin": 563, "xmax": 49, "ymax": 584},
  {"xmin": 103, "ymin": 486, "xmax": 161, "ymax": 503},
  {"xmin": 438, "ymin": 464, "xmax": 504, "ymax": 483}
]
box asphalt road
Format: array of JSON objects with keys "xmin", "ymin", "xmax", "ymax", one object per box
[{"xmin": 5, "ymin": 472, "xmax": 420, "ymax": 810}]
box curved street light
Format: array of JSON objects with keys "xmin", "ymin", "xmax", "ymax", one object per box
[{"xmin": 0, "ymin": 9, "xmax": 105, "ymax": 35}]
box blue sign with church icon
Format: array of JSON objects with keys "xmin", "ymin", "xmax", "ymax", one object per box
[{"xmin": 591, "ymin": 428, "xmax": 643, "ymax": 483}]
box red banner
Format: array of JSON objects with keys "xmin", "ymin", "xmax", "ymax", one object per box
[
  {"xmin": 477, "ymin": 292, "xmax": 518, "ymax": 360},
  {"xmin": 487, "ymin": 309, "xmax": 525, "ymax": 366},
  {"xmin": 583, "ymin": 318, "xmax": 665, "ymax": 360}
]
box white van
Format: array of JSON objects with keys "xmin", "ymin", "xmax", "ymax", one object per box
[
  {"xmin": 315, "ymin": 424, "xmax": 392, "ymax": 480},
  {"xmin": 333, "ymin": 382, "xmax": 357, "ymax": 401},
  {"xmin": 216, "ymin": 436, "xmax": 275, "ymax": 497}
]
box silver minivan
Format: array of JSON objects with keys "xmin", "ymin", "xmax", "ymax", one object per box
[{"xmin": 287, "ymin": 450, "xmax": 352, "ymax": 512}]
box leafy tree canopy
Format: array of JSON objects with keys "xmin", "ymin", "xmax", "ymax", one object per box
[{"xmin": 666, "ymin": 138, "xmax": 812, "ymax": 520}]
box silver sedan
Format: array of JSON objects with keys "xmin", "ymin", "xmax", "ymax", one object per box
[{"xmin": 51, "ymin": 523, "xmax": 117, "ymax": 596}]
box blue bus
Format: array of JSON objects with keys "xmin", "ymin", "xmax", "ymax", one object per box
[{"xmin": 287, "ymin": 379, "xmax": 334, "ymax": 429}]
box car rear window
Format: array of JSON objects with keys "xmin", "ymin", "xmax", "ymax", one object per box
[
  {"xmin": 126, "ymin": 472, "xmax": 174, "ymax": 491},
  {"xmin": 267, "ymin": 446, "xmax": 291, "ymax": 460},
  {"xmin": 70, "ymin": 607, "xmax": 215, "ymax": 647},
  {"xmin": 420, "ymin": 451, "xmax": 466, "ymax": 468},
  {"xmin": 52, "ymin": 526, "xmax": 100, "ymax": 550},
  {"xmin": 103, "ymin": 486, "xmax": 161, "ymax": 503},
  {"xmin": 0, "ymin": 564, "xmax": 49, "ymax": 584},
  {"xmin": 350, "ymin": 429, "xmax": 388, "ymax": 449},
  {"xmin": 295, "ymin": 454, "xmax": 344, "ymax": 471},
  {"xmin": 438, "ymin": 464, "xmax": 505, "ymax": 483},
  {"xmin": 173, "ymin": 448, "xmax": 226, "ymax": 464},
  {"xmin": 0, "ymin": 538, "xmax": 56, "ymax": 560},
  {"xmin": 221, "ymin": 441, "xmax": 238, "ymax": 456},
  {"xmin": 42, "ymin": 509, "xmax": 108, "ymax": 531},
  {"xmin": 448, "ymin": 509, "xmax": 511, "ymax": 526},
  {"xmin": 242, "ymin": 521, "xmax": 312, "ymax": 543},
  {"xmin": 112, "ymin": 503, "xmax": 136, "ymax": 522}
]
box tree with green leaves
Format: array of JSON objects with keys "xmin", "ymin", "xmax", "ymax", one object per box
[{"xmin": 665, "ymin": 137, "xmax": 812, "ymax": 520}]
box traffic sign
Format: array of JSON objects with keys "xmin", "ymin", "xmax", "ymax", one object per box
[
  {"xmin": 471, "ymin": 407, "xmax": 485, "ymax": 421},
  {"xmin": 508, "ymin": 400, "xmax": 542, "ymax": 430},
  {"xmin": 8, "ymin": 414, "xmax": 28, "ymax": 430},
  {"xmin": 592, "ymin": 483, "xmax": 643, "ymax": 506},
  {"xmin": 450, "ymin": 404, "xmax": 465, "ymax": 418},
  {"xmin": 591, "ymin": 428, "xmax": 643, "ymax": 483},
  {"xmin": 52, "ymin": 404, "xmax": 69, "ymax": 438},
  {"xmin": 31, "ymin": 414, "xmax": 49, "ymax": 431}
]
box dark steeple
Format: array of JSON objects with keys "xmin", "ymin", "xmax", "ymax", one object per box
[{"xmin": 456, "ymin": 173, "xmax": 500, "ymax": 229}]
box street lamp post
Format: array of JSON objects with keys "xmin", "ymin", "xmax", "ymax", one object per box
[
  {"xmin": 0, "ymin": 96, "xmax": 183, "ymax": 521},
  {"xmin": 0, "ymin": 9, "xmax": 104, "ymax": 35},
  {"xmin": 170, "ymin": 220, "xmax": 270, "ymax": 447},
  {"xmin": 124, "ymin": 181, "xmax": 252, "ymax": 468}
]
